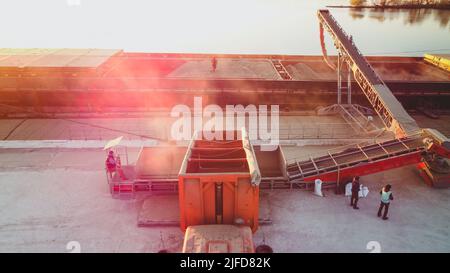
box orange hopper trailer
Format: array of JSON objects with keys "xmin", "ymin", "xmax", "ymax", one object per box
[{"xmin": 178, "ymin": 130, "xmax": 261, "ymax": 253}]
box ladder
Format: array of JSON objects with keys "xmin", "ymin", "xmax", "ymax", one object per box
[{"xmin": 271, "ymin": 59, "xmax": 292, "ymax": 80}]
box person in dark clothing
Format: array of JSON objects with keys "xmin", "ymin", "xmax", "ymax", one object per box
[
  {"xmin": 211, "ymin": 57, "xmax": 217, "ymax": 72},
  {"xmin": 105, "ymin": 150, "xmax": 117, "ymax": 179},
  {"xmin": 350, "ymin": 176, "xmax": 360, "ymax": 209},
  {"xmin": 378, "ymin": 184, "xmax": 394, "ymax": 220}
]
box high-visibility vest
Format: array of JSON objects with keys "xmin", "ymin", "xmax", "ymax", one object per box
[{"xmin": 381, "ymin": 190, "xmax": 392, "ymax": 204}]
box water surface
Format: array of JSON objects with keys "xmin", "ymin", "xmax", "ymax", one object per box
[{"xmin": 0, "ymin": 0, "xmax": 448, "ymax": 56}]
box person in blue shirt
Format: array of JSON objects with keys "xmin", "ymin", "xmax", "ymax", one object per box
[{"xmin": 378, "ymin": 184, "xmax": 394, "ymax": 220}]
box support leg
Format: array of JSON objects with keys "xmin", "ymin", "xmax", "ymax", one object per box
[
  {"xmin": 337, "ymin": 53, "xmax": 342, "ymax": 105},
  {"xmin": 382, "ymin": 203, "xmax": 390, "ymax": 220},
  {"xmin": 377, "ymin": 202, "xmax": 383, "ymax": 217},
  {"xmin": 347, "ymin": 68, "xmax": 352, "ymax": 105}
]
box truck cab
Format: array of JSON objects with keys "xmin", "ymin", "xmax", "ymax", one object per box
[{"xmin": 182, "ymin": 225, "xmax": 254, "ymax": 253}]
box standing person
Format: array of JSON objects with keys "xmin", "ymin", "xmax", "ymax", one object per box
[
  {"xmin": 378, "ymin": 184, "xmax": 394, "ymax": 220},
  {"xmin": 105, "ymin": 150, "xmax": 117, "ymax": 180},
  {"xmin": 211, "ymin": 56, "xmax": 217, "ymax": 72},
  {"xmin": 350, "ymin": 176, "xmax": 360, "ymax": 209}
]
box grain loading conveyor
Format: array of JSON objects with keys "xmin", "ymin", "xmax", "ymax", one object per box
[{"xmin": 286, "ymin": 129, "xmax": 449, "ymax": 188}]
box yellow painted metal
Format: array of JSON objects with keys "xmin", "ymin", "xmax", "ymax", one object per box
[{"xmin": 424, "ymin": 54, "xmax": 450, "ymax": 72}]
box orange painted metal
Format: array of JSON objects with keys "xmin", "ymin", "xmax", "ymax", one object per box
[
  {"xmin": 178, "ymin": 131, "xmax": 260, "ymax": 233},
  {"xmin": 416, "ymin": 162, "xmax": 434, "ymax": 187}
]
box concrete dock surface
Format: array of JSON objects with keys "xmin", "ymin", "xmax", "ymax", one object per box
[
  {"xmin": 0, "ymin": 113, "xmax": 448, "ymax": 252},
  {"xmin": 0, "ymin": 146, "xmax": 448, "ymax": 252}
]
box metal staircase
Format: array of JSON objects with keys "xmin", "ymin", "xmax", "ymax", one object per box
[{"xmin": 271, "ymin": 59, "xmax": 292, "ymax": 80}]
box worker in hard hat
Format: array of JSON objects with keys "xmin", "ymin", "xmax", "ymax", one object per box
[
  {"xmin": 350, "ymin": 176, "xmax": 360, "ymax": 209},
  {"xmin": 378, "ymin": 184, "xmax": 394, "ymax": 220},
  {"xmin": 105, "ymin": 150, "xmax": 117, "ymax": 180}
]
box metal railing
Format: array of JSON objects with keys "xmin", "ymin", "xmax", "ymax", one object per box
[
  {"xmin": 284, "ymin": 131, "xmax": 424, "ymax": 165},
  {"xmin": 63, "ymin": 122, "xmax": 356, "ymax": 141}
]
